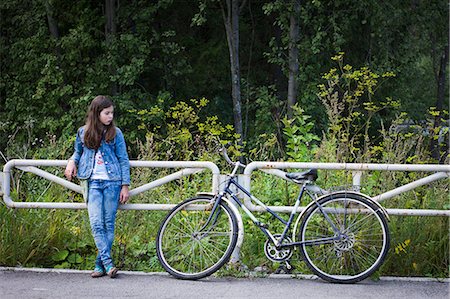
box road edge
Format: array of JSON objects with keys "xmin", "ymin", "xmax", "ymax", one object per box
[{"xmin": 0, "ymin": 266, "xmax": 448, "ymax": 283}]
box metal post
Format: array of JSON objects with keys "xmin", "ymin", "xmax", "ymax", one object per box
[
  {"xmin": 352, "ymin": 171, "xmax": 362, "ymax": 192},
  {"xmin": 0, "ymin": 171, "xmax": 3, "ymax": 196}
]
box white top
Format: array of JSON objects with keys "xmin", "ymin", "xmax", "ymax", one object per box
[{"xmin": 90, "ymin": 151, "xmax": 110, "ymax": 180}]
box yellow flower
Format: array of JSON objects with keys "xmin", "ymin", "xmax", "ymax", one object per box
[{"xmin": 70, "ymin": 226, "xmax": 81, "ymax": 236}]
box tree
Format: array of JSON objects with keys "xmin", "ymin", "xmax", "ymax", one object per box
[
  {"xmin": 427, "ymin": 2, "xmax": 449, "ymax": 163},
  {"xmin": 263, "ymin": 0, "xmax": 302, "ymax": 119},
  {"xmin": 286, "ymin": 0, "xmax": 300, "ymax": 119},
  {"xmin": 220, "ymin": 0, "xmax": 246, "ymax": 147},
  {"xmin": 105, "ymin": 0, "xmax": 118, "ymax": 96},
  {"xmin": 0, "ymin": 0, "xmax": 448, "ymax": 163},
  {"xmin": 192, "ymin": 0, "xmax": 247, "ymax": 147}
]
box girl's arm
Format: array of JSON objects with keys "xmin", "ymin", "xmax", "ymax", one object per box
[
  {"xmin": 114, "ymin": 128, "xmax": 131, "ymax": 186},
  {"xmin": 120, "ymin": 185, "xmax": 129, "ymax": 204},
  {"xmin": 70, "ymin": 127, "xmax": 84, "ymax": 164},
  {"xmin": 65, "ymin": 128, "xmax": 83, "ymax": 181},
  {"xmin": 65, "ymin": 160, "xmax": 77, "ymax": 181}
]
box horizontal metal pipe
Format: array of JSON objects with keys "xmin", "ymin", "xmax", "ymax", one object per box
[
  {"xmin": 244, "ymin": 204, "xmax": 450, "ymax": 217},
  {"xmin": 244, "ymin": 161, "xmax": 450, "ymax": 174},
  {"xmin": 118, "ymin": 203, "xmax": 177, "ymax": 210},
  {"xmin": 4, "ymin": 159, "xmax": 220, "ymax": 170},
  {"xmin": 6, "ymin": 202, "xmax": 87, "ymax": 209},
  {"xmin": 1, "ymin": 202, "xmax": 176, "ymax": 210},
  {"xmin": 8, "ymin": 199, "xmax": 449, "ymax": 216},
  {"xmin": 129, "ymin": 160, "xmax": 219, "ymax": 170}
]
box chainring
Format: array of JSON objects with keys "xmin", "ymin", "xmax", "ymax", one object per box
[{"xmin": 264, "ymin": 234, "xmax": 293, "ymax": 262}]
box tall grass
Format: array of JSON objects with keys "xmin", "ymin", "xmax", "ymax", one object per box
[
  {"xmin": 1, "ymin": 96, "xmax": 448, "ymax": 278},
  {"xmin": 1, "ymin": 169, "xmax": 447, "ymax": 278}
]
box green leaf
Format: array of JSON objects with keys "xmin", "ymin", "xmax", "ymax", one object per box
[
  {"xmin": 68, "ymin": 244, "xmax": 77, "ymax": 251},
  {"xmin": 67, "ymin": 253, "xmax": 83, "ymax": 264},
  {"xmin": 51, "ymin": 250, "xmax": 69, "ymax": 262}
]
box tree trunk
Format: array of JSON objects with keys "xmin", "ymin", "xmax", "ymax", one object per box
[
  {"xmin": 44, "ymin": 1, "xmax": 60, "ymax": 40},
  {"xmin": 105, "ymin": 0, "xmax": 116, "ymax": 40},
  {"xmin": 105, "ymin": 0, "xmax": 118, "ymax": 96},
  {"xmin": 271, "ymin": 16, "xmax": 286, "ymax": 102},
  {"xmin": 44, "ymin": 0, "xmax": 60, "ymax": 62},
  {"xmin": 221, "ymin": 0, "xmax": 244, "ymax": 147},
  {"xmin": 286, "ymin": 0, "xmax": 300, "ymax": 119},
  {"xmin": 44, "ymin": 0, "xmax": 70, "ymax": 111},
  {"xmin": 431, "ymin": 43, "xmax": 449, "ymax": 163}
]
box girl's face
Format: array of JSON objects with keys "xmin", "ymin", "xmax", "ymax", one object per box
[{"xmin": 99, "ymin": 106, "xmax": 114, "ymax": 126}]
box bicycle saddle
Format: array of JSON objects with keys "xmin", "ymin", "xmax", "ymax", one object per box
[{"xmin": 286, "ymin": 169, "xmax": 318, "ymax": 182}]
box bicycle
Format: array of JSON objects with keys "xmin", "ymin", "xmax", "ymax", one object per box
[{"xmin": 156, "ymin": 148, "xmax": 390, "ymax": 283}]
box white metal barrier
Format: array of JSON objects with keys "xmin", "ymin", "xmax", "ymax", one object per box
[
  {"xmin": 1, "ymin": 159, "xmax": 449, "ymax": 265},
  {"xmin": 241, "ymin": 162, "xmax": 450, "ymax": 217},
  {"xmin": 4, "ymin": 160, "xmax": 448, "ymax": 216},
  {"xmin": 1, "ymin": 159, "xmax": 247, "ymax": 263},
  {"xmin": 1, "ymin": 159, "xmax": 220, "ymax": 210}
]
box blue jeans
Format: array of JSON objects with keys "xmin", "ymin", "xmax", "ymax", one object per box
[{"xmin": 87, "ymin": 179, "xmax": 121, "ymax": 269}]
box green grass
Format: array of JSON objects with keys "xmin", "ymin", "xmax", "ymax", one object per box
[{"xmin": 0, "ymin": 169, "xmax": 448, "ymax": 279}]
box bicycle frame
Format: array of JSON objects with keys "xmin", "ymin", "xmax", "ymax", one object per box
[
  {"xmin": 156, "ymin": 151, "xmax": 391, "ymax": 283},
  {"xmin": 213, "ymin": 174, "xmax": 343, "ymax": 249}
]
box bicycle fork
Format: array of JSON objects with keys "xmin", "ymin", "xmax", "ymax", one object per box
[{"xmin": 194, "ymin": 195, "xmax": 224, "ymax": 239}]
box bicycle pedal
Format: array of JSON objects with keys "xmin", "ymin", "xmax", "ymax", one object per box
[
  {"xmin": 285, "ymin": 260, "xmax": 294, "ymax": 271},
  {"xmin": 274, "ymin": 263, "xmax": 294, "ymax": 274}
]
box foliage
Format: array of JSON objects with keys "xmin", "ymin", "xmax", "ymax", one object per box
[
  {"xmin": 0, "ymin": 200, "xmax": 95, "ymax": 269},
  {"xmin": 128, "ymin": 96, "xmax": 239, "ymax": 161},
  {"xmin": 1, "ymin": 0, "xmax": 447, "ymax": 159},
  {"xmin": 282, "ymin": 104, "xmax": 320, "ymax": 161},
  {"xmin": 317, "ymin": 53, "xmax": 399, "ymax": 162},
  {"xmin": 0, "ymin": 0, "xmax": 448, "ymax": 279}
]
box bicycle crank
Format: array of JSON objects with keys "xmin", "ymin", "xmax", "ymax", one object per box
[{"xmin": 264, "ymin": 234, "xmax": 293, "ymax": 262}]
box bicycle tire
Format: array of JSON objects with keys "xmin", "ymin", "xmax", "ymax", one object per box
[
  {"xmin": 298, "ymin": 192, "xmax": 390, "ymax": 283},
  {"xmin": 156, "ymin": 196, "xmax": 239, "ymax": 280}
]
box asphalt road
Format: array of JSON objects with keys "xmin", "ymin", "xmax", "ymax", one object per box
[{"xmin": 0, "ymin": 268, "xmax": 448, "ymax": 299}]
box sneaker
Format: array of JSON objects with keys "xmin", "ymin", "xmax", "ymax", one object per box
[
  {"xmin": 106, "ymin": 265, "xmax": 118, "ymax": 278},
  {"xmin": 91, "ymin": 266, "xmax": 105, "ymax": 278}
]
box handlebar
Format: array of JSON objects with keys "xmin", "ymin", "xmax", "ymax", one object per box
[{"xmin": 219, "ymin": 146, "xmax": 246, "ymax": 168}]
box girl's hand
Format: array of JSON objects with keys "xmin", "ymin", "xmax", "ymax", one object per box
[
  {"xmin": 65, "ymin": 160, "xmax": 77, "ymax": 181},
  {"xmin": 120, "ymin": 185, "xmax": 129, "ymax": 204}
]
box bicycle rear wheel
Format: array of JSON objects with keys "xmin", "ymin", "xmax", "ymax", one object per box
[
  {"xmin": 299, "ymin": 193, "xmax": 390, "ymax": 283},
  {"xmin": 156, "ymin": 196, "xmax": 238, "ymax": 280}
]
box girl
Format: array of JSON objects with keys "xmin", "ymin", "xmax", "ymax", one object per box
[{"xmin": 65, "ymin": 95, "xmax": 130, "ymax": 278}]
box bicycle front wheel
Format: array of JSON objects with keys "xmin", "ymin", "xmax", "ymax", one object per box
[
  {"xmin": 299, "ymin": 193, "xmax": 390, "ymax": 283},
  {"xmin": 156, "ymin": 196, "xmax": 238, "ymax": 280}
]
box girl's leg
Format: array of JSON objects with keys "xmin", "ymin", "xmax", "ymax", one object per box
[
  {"xmin": 95, "ymin": 253, "xmax": 103, "ymax": 269},
  {"xmin": 87, "ymin": 180, "xmax": 111, "ymax": 269},
  {"xmin": 102, "ymin": 181, "xmax": 121, "ymax": 268}
]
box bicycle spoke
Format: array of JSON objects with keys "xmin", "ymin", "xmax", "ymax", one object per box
[
  {"xmin": 299, "ymin": 195, "xmax": 389, "ymax": 283},
  {"xmin": 157, "ymin": 197, "xmax": 238, "ymax": 279}
]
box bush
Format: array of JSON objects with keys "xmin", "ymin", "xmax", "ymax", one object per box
[{"xmin": 1, "ymin": 88, "xmax": 447, "ymax": 278}]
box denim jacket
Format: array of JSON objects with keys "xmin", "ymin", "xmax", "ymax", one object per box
[{"xmin": 70, "ymin": 126, "xmax": 130, "ymax": 185}]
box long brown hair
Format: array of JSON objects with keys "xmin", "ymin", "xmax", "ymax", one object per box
[{"xmin": 84, "ymin": 95, "xmax": 116, "ymax": 149}]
